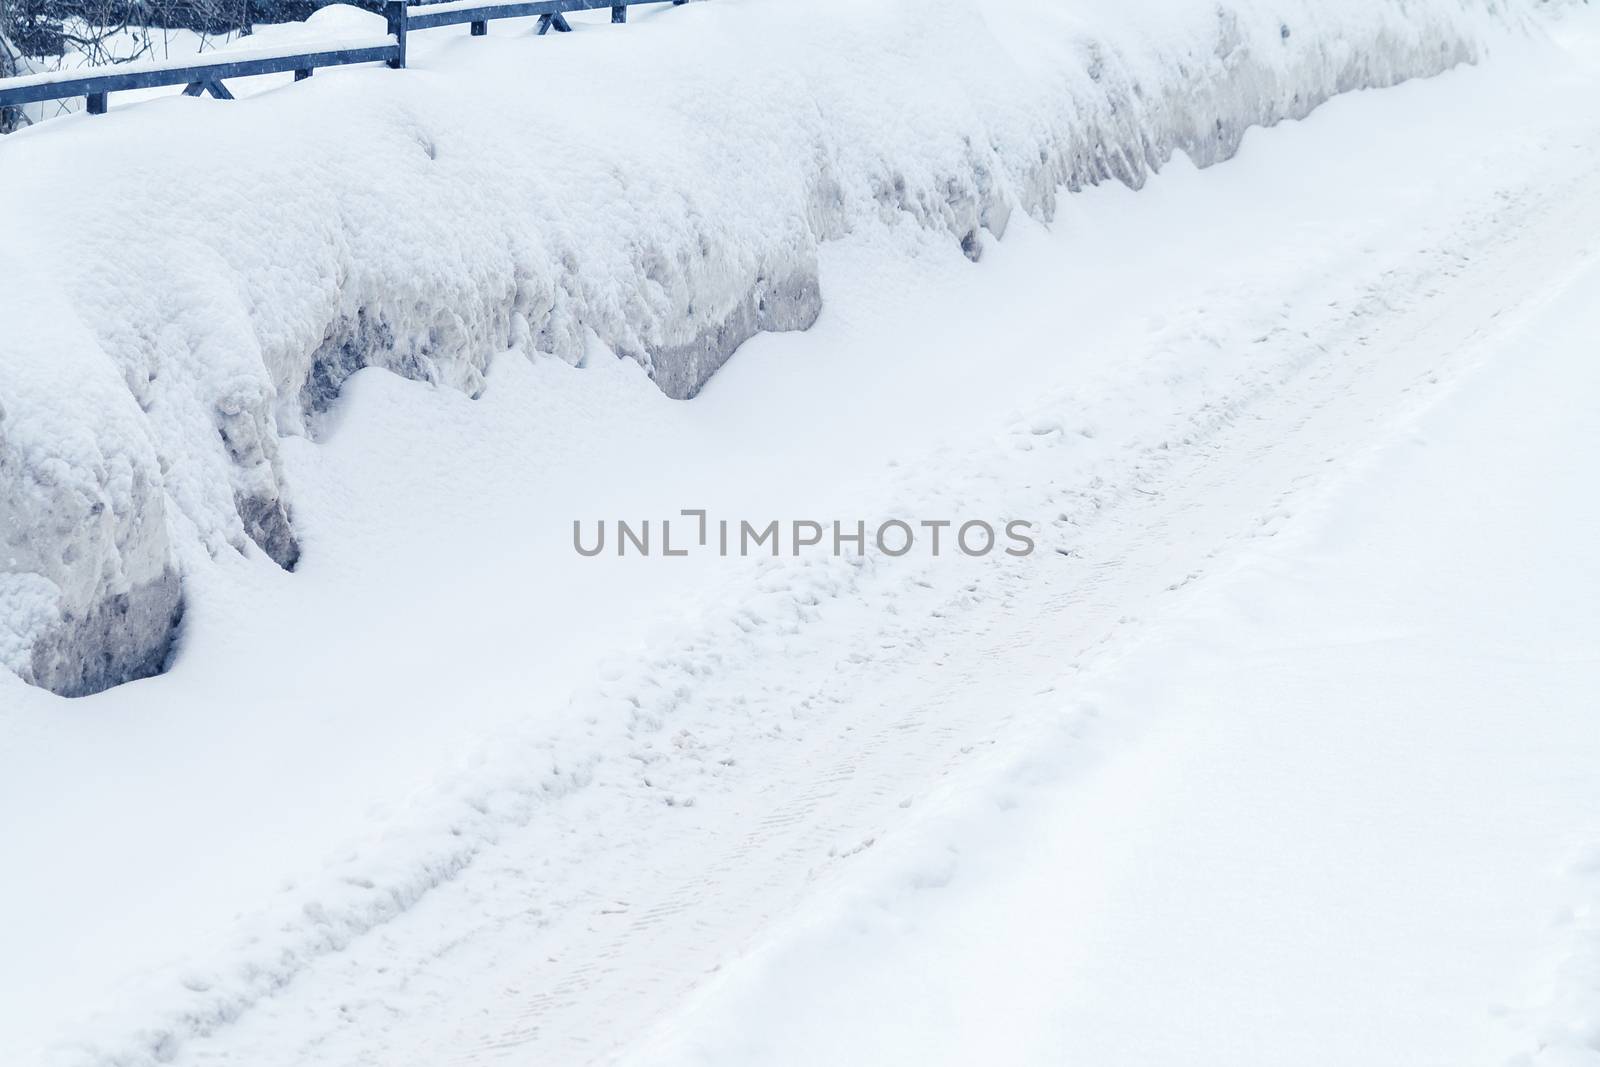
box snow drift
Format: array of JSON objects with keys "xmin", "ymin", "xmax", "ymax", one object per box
[{"xmin": 0, "ymin": 0, "xmax": 1527, "ymax": 696}]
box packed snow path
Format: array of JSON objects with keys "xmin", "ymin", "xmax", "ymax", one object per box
[
  {"xmin": 5, "ymin": 14, "xmax": 1600, "ymax": 1067},
  {"xmin": 628, "ymin": 241, "xmax": 1600, "ymax": 1067}
]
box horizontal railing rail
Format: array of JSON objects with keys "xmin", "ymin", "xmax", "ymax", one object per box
[
  {"xmin": 407, "ymin": 0, "xmax": 680, "ymax": 33},
  {"xmin": 0, "ymin": 0, "xmax": 685, "ymax": 119}
]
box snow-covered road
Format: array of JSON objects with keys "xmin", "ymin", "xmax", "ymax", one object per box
[
  {"xmin": 5, "ymin": 12, "xmax": 1600, "ymax": 1067},
  {"xmin": 628, "ymin": 156, "xmax": 1600, "ymax": 1067}
]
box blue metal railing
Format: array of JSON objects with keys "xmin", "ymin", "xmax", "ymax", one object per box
[{"xmin": 0, "ymin": 0, "xmax": 687, "ymax": 119}]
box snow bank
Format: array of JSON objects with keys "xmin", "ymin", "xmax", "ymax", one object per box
[
  {"xmin": 0, "ymin": 0, "xmax": 1527, "ymax": 695},
  {"xmin": 1524, "ymin": 849, "xmax": 1600, "ymax": 1067}
]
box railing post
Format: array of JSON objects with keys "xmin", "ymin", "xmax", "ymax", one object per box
[
  {"xmin": 86, "ymin": 92, "xmax": 107, "ymax": 114},
  {"xmin": 385, "ymin": 0, "xmax": 408, "ymax": 69},
  {"xmin": 612, "ymin": 5, "xmax": 626, "ymax": 22}
]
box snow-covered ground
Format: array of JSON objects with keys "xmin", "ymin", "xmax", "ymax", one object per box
[
  {"xmin": 4, "ymin": 4, "xmax": 1600, "ymax": 1067},
  {"xmin": 626, "ymin": 152, "xmax": 1600, "ymax": 1067}
]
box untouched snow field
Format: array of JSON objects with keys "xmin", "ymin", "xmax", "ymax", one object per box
[{"xmin": 4, "ymin": 6, "xmax": 1600, "ymax": 1067}]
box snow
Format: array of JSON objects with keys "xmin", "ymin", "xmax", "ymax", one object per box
[
  {"xmin": 623, "ymin": 210, "xmax": 1600, "ymax": 1067},
  {"xmin": 0, "ymin": 0, "xmax": 1523, "ymax": 695},
  {"xmin": 4, "ymin": 3, "xmax": 1600, "ymax": 1067}
]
